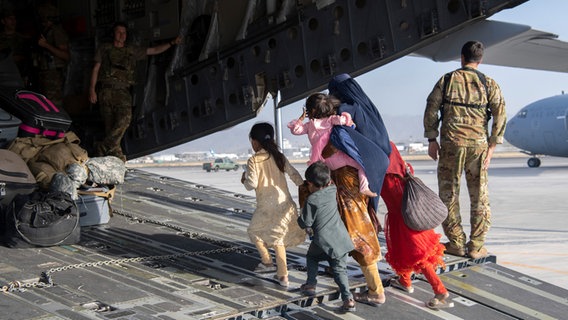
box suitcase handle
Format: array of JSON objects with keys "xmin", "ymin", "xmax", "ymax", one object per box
[{"xmin": 16, "ymin": 91, "xmax": 60, "ymax": 112}]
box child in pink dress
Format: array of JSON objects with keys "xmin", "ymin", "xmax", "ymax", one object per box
[{"xmin": 288, "ymin": 93, "xmax": 377, "ymax": 197}]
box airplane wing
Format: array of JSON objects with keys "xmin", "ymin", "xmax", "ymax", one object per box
[{"xmin": 412, "ymin": 20, "xmax": 568, "ymax": 73}]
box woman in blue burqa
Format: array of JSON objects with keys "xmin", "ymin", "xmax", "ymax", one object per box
[{"xmin": 325, "ymin": 73, "xmax": 391, "ymax": 305}]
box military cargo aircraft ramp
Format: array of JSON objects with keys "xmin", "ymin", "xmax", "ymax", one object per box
[{"xmin": 1, "ymin": 168, "xmax": 566, "ymax": 320}]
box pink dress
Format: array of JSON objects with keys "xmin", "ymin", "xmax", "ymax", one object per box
[{"xmin": 288, "ymin": 113, "xmax": 371, "ymax": 192}]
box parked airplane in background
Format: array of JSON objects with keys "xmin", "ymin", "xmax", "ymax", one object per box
[
  {"xmin": 504, "ymin": 93, "xmax": 568, "ymax": 167},
  {"xmin": 209, "ymin": 149, "xmax": 239, "ymax": 160}
]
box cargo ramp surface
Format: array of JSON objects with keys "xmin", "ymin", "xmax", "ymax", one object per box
[{"xmin": 1, "ymin": 169, "xmax": 566, "ymax": 319}]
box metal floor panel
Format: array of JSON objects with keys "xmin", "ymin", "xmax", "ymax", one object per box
[
  {"xmin": 440, "ymin": 263, "xmax": 568, "ymax": 320},
  {"xmin": 385, "ymin": 279, "xmax": 517, "ymax": 320},
  {"xmin": 2, "ymin": 169, "xmax": 567, "ymax": 319}
]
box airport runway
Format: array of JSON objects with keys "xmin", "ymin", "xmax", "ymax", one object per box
[{"xmin": 141, "ymin": 156, "xmax": 568, "ymax": 291}]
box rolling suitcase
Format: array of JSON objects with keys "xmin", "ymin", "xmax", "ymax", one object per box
[
  {"xmin": 0, "ymin": 149, "xmax": 37, "ymax": 207},
  {"xmin": 0, "ymin": 87, "xmax": 71, "ymax": 139},
  {"xmin": 0, "ymin": 107, "xmax": 20, "ymax": 148}
]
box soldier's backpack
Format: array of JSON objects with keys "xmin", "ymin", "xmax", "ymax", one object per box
[
  {"xmin": 2, "ymin": 190, "xmax": 80, "ymax": 248},
  {"xmin": 440, "ymin": 68, "xmax": 492, "ymax": 122},
  {"xmin": 0, "ymin": 87, "xmax": 72, "ymax": 139}
]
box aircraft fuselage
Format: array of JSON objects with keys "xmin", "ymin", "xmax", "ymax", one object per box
[{"xmin": 505, "ymin": 94, "xmax": 568, "ymax": 157}]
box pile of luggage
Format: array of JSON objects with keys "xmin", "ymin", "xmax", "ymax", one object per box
[{"xmin": 0, "ymin": 87, "xmax": 126, "ymax": 248}]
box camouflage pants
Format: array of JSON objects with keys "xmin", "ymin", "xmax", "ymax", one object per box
[
  {"xmin": 98, "ymin": 87, "xmax": 132, "ymax": 161},
  {"xmin": 38, "ymin": 69, "xmax": 64, "ymax": 107},
  {"xmin": 438, "ymin": 144, "xmax": 491, "ymax": 251}
]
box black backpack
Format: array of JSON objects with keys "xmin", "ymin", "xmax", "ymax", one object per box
[
  {"xmin": 2, "ymin": 190, "xmax": 80, "ymax": 248},
  {"xmin": 440, "ymin": 68, "xmax": 492, "ymax": 122}
]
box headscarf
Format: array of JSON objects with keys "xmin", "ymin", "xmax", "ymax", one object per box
[{"xmin": 328, "ymin": 74, "xmax": 391, "ymax": 212}]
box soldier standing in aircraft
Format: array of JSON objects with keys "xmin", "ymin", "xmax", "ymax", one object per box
[
  {"xmin": 423, "ymin": 40, "xmax": 507, "ymax": 259},
  {"xmin": 35, "ymin": 3, "xmax": 69, "ymax": 106},
  {"xmin": 88, "ymin": 21, "xmax": 181, "ymax": 162}
]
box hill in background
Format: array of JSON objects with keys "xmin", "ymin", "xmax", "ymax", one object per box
[{"xmin": 156, "ymin": 114, "xmax": 425, "ymax": 156}]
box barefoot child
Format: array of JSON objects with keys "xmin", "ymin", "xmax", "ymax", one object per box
[
  {"xmin": 297, "ymin": 161, "xmax": 356, "ymax": 312},
  {"xmin": 241, "ymin": 122, "xmax": 306, "ymax": 287},
  {"xmin": 288, "ymin": 93, "xmax": 377, "ymax": 197}
]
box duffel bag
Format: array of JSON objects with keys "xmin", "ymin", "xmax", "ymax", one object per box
[
  {"xmin": 401, "ymin": 168, "xmax": 448, "ymax": 231},
  {"xmin": 3, "ymin": 190, "xmax": 80, "ymax": 248}
]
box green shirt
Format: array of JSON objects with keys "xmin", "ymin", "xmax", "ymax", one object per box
[
  {"xmin": 95, "ymin": 43, "xmax": 146, "ymax": 85},
  {"xmin": 37, "ymin": 25, "xmax": 69, "ymax": 70},
  {"xmin": 423, "ymin": 67, "xmax": 507, "ymax": 147}
]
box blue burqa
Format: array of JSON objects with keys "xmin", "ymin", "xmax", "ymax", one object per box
[{"xmin": 328, "ymin": 74, "xmax": 391, "ymax": 212}]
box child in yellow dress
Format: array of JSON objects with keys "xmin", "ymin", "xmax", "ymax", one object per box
[{"xmin": 241, "ymin": 122, "xmax": 306, "ymax": 287}]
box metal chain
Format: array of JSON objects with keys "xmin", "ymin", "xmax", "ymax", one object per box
[
  {"xmin": 2, "ymin": 209, "xmax": 248, "ymax": 294},
  {"xmin": 113, "ymin": 209, "xmax": 243, "ymax": 249}
]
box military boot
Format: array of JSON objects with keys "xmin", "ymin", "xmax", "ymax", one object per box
[
  {"xmin": 467, "ymin": 246, "xmax": 489, "ymax": 259},
  {"xmin": 443, "ymin": 242, "xmax": 466, "ymax": 257}
]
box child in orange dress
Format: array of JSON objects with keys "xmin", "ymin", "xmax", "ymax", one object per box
[{"xmin": 381, "ymin": 141, "xmax": 454, "ymax": 309}]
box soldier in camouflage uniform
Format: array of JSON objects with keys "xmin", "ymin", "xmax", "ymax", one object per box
[
  {"xmin": 423, "ymin": 41, "xmax": 507, "ymax": 259},
  {"xmin": 35, "ymin": 4, "xmax": 70, "ymax": 107},
  {"xmin": 89, "ymin": 22, "xmax": 181, "ymax": 162}
]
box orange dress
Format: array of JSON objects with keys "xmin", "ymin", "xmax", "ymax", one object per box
[{"xmin": 331, "ymin": 166, "xmax": 382, "ymax": 266}]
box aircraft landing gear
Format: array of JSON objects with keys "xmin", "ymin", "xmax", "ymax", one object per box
[{"xmin": 527, "ymin": 157, "xmax": 541, "ymax": 168}]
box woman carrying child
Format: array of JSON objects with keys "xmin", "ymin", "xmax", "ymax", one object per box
[
  {"xmin": 325, "ymin": 74, "xmax": 391, "ymax": 305},
  {"xmin": 241, "ymin": 122, "xmax": 306, "ymax": 287}
]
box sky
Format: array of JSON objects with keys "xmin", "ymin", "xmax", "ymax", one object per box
[
  {"xmin": 160, "ymin": 0, "xmax": 568, "ymax": 155},
  {"xmin": 355, "ymin": 0, "xmax": 568, "ymax": 118}
]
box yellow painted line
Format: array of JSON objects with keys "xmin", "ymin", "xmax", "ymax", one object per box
[
  {"xmin": 465, "ymin": 265, "xmax": 568, "ymax": 306},
  {"xmin": 386, "ymin": 288, "xmax": 463, "ymax": 320},
  {"xmin": 498, "ymin": 261, "xmax": 568, "ymax": 275},
  {"xmin": 442, "ymin": 275, "xmax": 557, "ymax": 320},
  {"xmin": 492, "ymin": 251, "xmax": 568, "ymax": 257}
]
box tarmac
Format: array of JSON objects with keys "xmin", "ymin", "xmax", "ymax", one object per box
[{"xmin": 141, "ymin": 154, "xmax": 568, "ymax": 291}]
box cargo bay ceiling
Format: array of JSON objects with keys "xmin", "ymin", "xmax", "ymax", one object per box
[{"xmin": 7, "ymin": 0, "xmax": 529, "ymax": 158}]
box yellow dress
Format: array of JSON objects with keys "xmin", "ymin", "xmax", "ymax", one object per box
[{"xmin": 243, "ymin": 149, "xmax": 306, "ymax": 247}]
